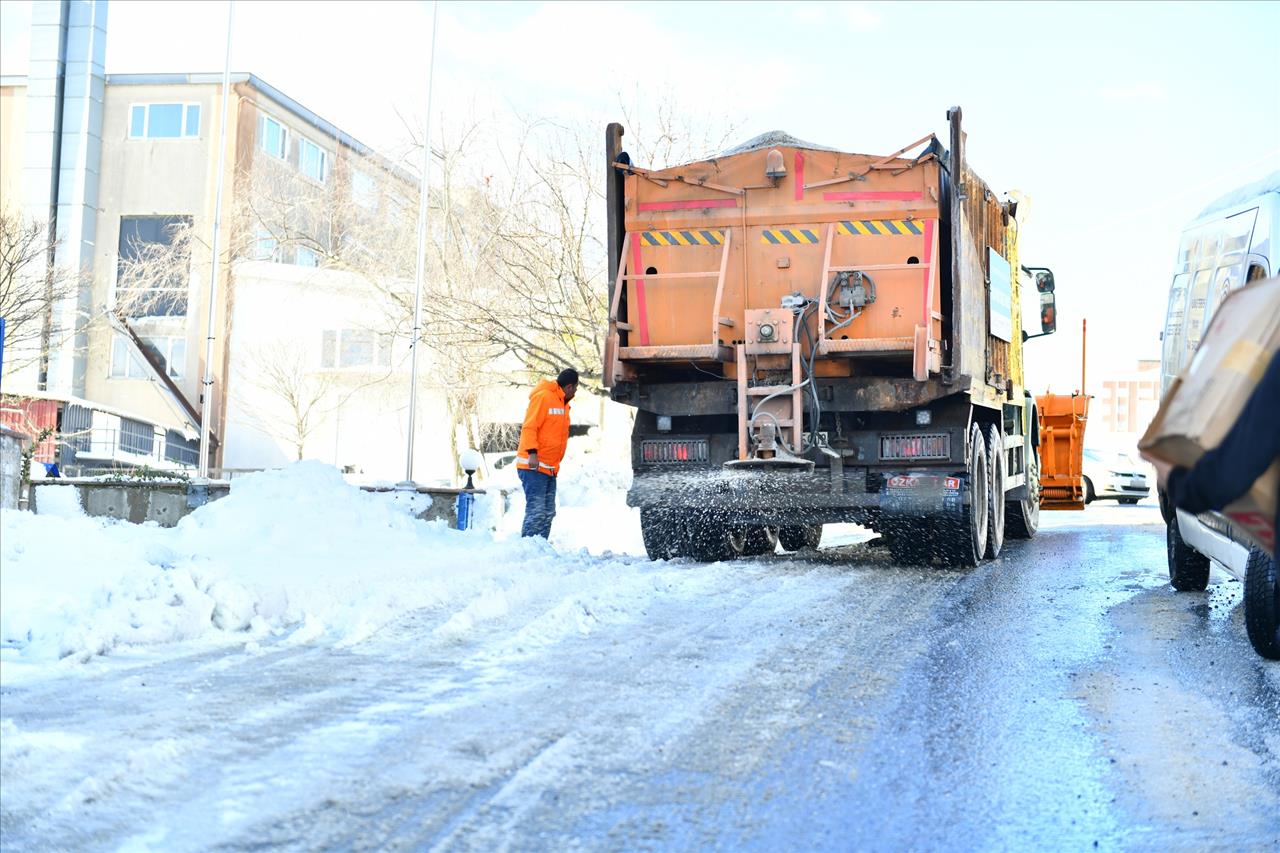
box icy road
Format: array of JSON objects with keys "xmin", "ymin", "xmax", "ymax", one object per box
[{"xmin": 2, "ymin": 467, "xmax": 1279, "ymax": 850}]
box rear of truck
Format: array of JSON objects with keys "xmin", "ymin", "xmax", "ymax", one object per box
[{"xmin": 604, "ymin": 109, "xmax": 1057, "ymax": 565}]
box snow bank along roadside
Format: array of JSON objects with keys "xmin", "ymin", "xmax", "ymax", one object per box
[{"xmin": 1, "ymin": 458, "xmax": 650, "ymax": 678}]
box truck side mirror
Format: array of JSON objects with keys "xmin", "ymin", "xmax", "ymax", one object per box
[
  {"xmin": 1021, "ymin": 266, "xmax": 1057, "ymax": 341},
  {"xmin": 1040, "ymin": 291, "xmax": 1057, "ymax": 335}
]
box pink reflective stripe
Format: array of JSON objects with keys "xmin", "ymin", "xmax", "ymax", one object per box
[{"xmin": 794, "ymin": 151, "xmax": 805, "ymax": 201}]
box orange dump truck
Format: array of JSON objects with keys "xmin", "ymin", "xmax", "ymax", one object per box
[{"xmin": 604, "ymin": 108, "xmax": 1059, "ymax": 565}]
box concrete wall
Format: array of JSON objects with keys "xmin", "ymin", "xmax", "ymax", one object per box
[
  {"xmin": 30, "ymin": 479, "xmax": 231, "ymax": 526},
  {"xmin": 0, "ymin": 426, "xmax": 25, "ymax": 510},
  {"xmin": 27, "ymin": 478, "xmax": 503, "ymax": 529}
]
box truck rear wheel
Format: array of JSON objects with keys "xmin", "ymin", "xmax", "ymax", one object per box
[
  {"xmin": 640, "ymin": 508, "xmax": 679, "ymax": 560},
  {"xmin": 1166, "ymin": 515, "xmax": 1210, "ymax": 592},
  {"xmin": 941, "ymin": 422, "xmax": 989, "ymax": 568},
  {"xmin": 683, "ymin": 515, "xmax": 744, "ymax": 562},
  {"xmin": 739, "ymin": 526, "xmax": 779, "ymax": 557},
  {"xmin": 1006, "ymin": 443, "xmax": 1040, "ymax": 539},
  {"xmin": 1243, "ymin": 547, "xmax": 1280, "ymax": 660},
  {"xmin": 985, "ymin": 423, "xmax": 1006, "ymax": 559},
  {"xmin": 779, "ymin": 525, "xmax": 822, "ymax": 552}
]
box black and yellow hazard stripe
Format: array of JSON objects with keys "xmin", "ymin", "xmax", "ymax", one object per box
[
  {"xmin": 837, "ymin": 219, "xmax": 924, "ymax": 236},
  {"xmin": 761, "ymin": 227, "xmax": 820, "ymax": 245},
  {"xmin": 639, "ymin": 229, "xmax": 725, "ymax": 247}
]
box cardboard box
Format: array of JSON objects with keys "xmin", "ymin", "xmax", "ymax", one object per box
[{"xmin": 1140, "ymin": 276, "xmax": 1279, "ymax": 556}]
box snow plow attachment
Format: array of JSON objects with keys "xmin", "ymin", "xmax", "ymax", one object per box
[{"xmin": 1036, "ymin": 392, "xmax": 1090, "ymax": 511}]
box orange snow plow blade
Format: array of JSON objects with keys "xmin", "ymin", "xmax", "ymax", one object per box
[{"xmin": 1037, "ymin": 393, "xmax": 1090, "ymax": 511}]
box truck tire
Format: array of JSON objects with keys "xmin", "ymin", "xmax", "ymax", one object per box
[
  {"xmin": 985, "ymin": 423, "xmax": 1005, "ymax": 559},
  {"xmin": 739, "ymin": 526, "xmax": 779, "ymax": 557},
  {"xmin": 779, "ymin": 525, "xmax": 822, "ymax": 552},
  {"xmin": 1166, "ymin": 515, "xmax": 1210, "ymax": 592},
  {"xmin": 1006, "ymin": 444, "xmax": 1040, "ymax": 540},
  {"xmin": 684, "ymin": 516, "xmax": 744, "ymax": 562},
  {"xmin": 1243, "ymin": 547, "xmax": 1280, "ymax": 660},
  {"xmin": 941, "ymin": 422, "xmax": 989, "ymax": 568},
  {"xmin": 1083, "ymin": 477, "xmax": 1096, "ymax": 504},
  {"xmin": 640, "ymin": 508, "xmax": 678, "ymax": 560}
]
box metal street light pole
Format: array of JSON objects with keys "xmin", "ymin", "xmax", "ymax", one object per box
[
  {"xmin": 401, "ymin": 0, "xmax": 440, "ymax": 485},
  {"xmin": 198, "ymin": 0, "xmax": 235, "ymax": 479}
]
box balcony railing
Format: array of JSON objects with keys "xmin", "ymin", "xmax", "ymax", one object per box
[{"xmin": 59, "ymin": 426, "xmax": 199, "ymax": 472}]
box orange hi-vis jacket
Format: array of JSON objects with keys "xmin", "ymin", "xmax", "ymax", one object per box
[{"xmin": 516, "ymin": 379, "xmax": 571, "ymax": 476}]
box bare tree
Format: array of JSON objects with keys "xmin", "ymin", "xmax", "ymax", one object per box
[
  {"xmin": 461, "ymin": 119, "xmax": 610, "ymax": 393},
  {"xmin": 617, "ymin": 87, "xmax": 740, "ymax": 169},
  {"xmin": 0, "ymin": 211, "xmax": 86, "ymax": 374},
  {"xmin": 426, "ymin": 104, "xmax": 738, "ymax": 398},
  {"xmin": 238, "ymin": 340, "xmax": 342, "ymax": 461}
]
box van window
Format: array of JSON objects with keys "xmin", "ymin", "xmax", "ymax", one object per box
[
  {"xmin": 1203, "ymin": 266, "xmax": 1237, "ymax": 328},
  {"xmin": 1199, "ymin": 209, "xmax": 1257, "ymax": 332},
  {"xmin": 1183, "ymin": 267, "xmax": 1213, "ymax": 359},
  {"xmin": 1162, "ymin": 272, "xmax": 1190, "ymax": 373}
]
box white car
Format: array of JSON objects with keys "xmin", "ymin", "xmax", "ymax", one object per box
[{"xmin": 1082, "ymin": 448, "xmax": 1151, "ymax": 505}]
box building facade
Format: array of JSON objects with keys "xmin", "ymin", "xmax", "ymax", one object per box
[
  {"xmin": 2, "ymin": 2, "xmax": 621, "ymax": 483},
  {"xmin": 0, "ymin": 2, "xmax": 469, "ymax": 481},
  {"xmin": 1096, "ymin": 358, "xmax": 1161, "ymax": 438}
]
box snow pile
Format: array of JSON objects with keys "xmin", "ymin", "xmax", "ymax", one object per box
[
  {"xmin": 488, "ymin": 447, "xmax": 645, "ymax": 556},
  {"xmin": 0, "ymin": 460, "xmax": 651, "ymax": 675}
]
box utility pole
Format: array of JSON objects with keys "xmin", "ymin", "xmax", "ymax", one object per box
[
  {"xmin": 400, "ymin": 0, "xmax": 440, "ymax": 487},
  {"xmin": 197, "ymin": 0, "xmax": 235, "ymax": 479}
]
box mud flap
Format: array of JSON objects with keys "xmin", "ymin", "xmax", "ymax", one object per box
[{"xmin": 881, "ymin": 472, "xmax": 966, "ymax": 518}]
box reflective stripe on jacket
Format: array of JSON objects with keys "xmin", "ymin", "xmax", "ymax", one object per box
[{"xmin": 516, "ymin": 379, "xmax": 571, "ymax": 476}]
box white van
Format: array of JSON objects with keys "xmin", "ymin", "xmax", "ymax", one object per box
[{"xmin": 1158, "ymin": 170, "xmax": 1279, "ymax": 660}]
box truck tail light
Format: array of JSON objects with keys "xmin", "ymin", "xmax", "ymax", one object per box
[
  {"xmin": 880, "ymin": 433, "xmax": 950, "ymax": 461},
  {"xmin": 641, "ymin": 438, "xmax": 709, "ymax": 464}
]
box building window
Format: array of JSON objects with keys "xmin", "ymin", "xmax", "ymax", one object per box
[
  {"xmin": 320, "ymin": 329, "xmax": 393, "ymax": 369},
  {"xmin": 253, "ymin": 226, "xmax": 280, "ymax": 262},
  {"xmin": 110, "ymin": 334, "xmax": 150, "ymax": 379},
  {"xmin": 119, "ymin": 418, "xmax": 155, "ymax": 456},
  {"xmin": 299, "ymin": 137, "xmax": 327, "ymax": 183},
  {"xmin": 111, "ymin": 335, "xmax": 184, "ymax": 380},
  {"xmin": 259, "ymin": 113, "xmax": 287, "ymax": 159},
  {"xmin": 141, "ymin": 336, "xmax": 187, "ymax": 379},
  {"xmin": 116, "ymin": 216, "xmax": 192, "ymax": 316},
  {"xmin": 295, "ymin": 246, "xmax": 320, "ymax": 268},
  {"xmin": 164, "ymin": 430, "xmax": 199, "ymax": 466},
  {"xmin": 129, "ymin": 103, "xmax": 200, "ymax": 139},
  {"xmin": 351, "ymin": 169, "xmax": 378, "ymax": 209}
]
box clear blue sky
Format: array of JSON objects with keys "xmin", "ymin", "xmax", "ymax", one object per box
[{"xmin": 4, "ymin": 0, "xmax": 1278, "ymax": 391}]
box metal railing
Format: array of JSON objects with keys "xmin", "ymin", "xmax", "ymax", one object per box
[{"xmin": 58, "ymin": 427, "xmax": 199, "ymax": 471}]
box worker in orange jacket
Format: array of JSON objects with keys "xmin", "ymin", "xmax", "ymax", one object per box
[{"xmin": 516, "ymin": 368, "xmax": 578, "ymax": 538}]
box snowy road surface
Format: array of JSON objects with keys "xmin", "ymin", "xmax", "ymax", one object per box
[{"xmin": 2, "ymin": 468, "xmax": 1279, "ymax": 850}]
